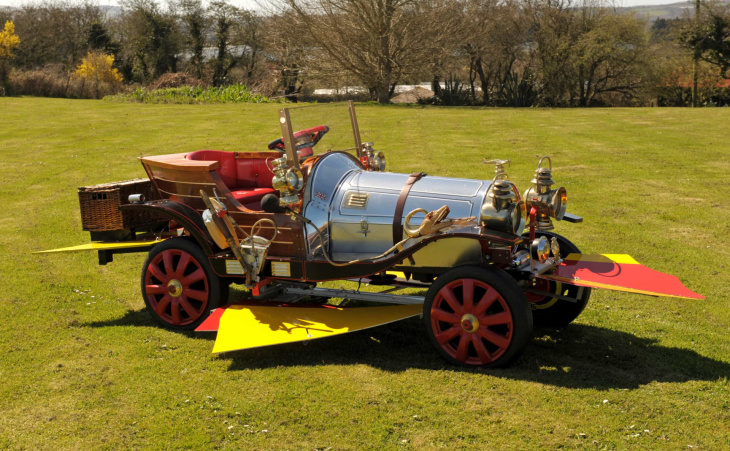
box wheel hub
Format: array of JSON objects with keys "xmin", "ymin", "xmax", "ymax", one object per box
[
  {"xmin": 460, "ymin": 313, "xmax": 479, "ymax": 333},
  {"xmin": 167, "ymin": 279, "xmax": 183, "ymax": 297}
]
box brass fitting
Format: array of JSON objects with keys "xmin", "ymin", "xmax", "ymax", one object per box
[
  {"xmin": 361, "ymin": 142, "xmax": 386, "ymax": 172},
  {"xmin": 271, "ymin": 156, "xmax": 304, "ymax": 208},
  {"xmin": 523, "ymin": 156, "xmax": 567, "ymax": 231},
  {"xmin": 480, "ymin": 163, "xmax": 526, "ymax": 235}
]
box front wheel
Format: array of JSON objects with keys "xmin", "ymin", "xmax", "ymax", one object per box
[
  {"xmin": 525, "ymin": 231, "xmax": 591, "ymax": 328},
  {"xmin": 424, "ymin": 266, "xmax": 533, "ymax": 368},
  {"xmin": 141, "ymin": 238, "xmax": 227, "ymax": 330}
]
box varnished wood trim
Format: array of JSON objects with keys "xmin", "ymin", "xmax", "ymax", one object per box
[
  {"xmin": 141, "ymin": 154, "xmax": 219, "ymax": 172},
  {"xmin": 157, "ymin": 189, "xmax": 203, "ymax": 199},
  {"xmin": 153, "ymin": 176, "xmax": 217, "ymax": 186}
]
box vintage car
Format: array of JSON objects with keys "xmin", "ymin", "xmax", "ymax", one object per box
[{"xmin": 40, "ymin": 102, "xmax": 703, "ymax": 368}]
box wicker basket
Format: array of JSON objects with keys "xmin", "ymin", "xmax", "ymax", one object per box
[{"xmin": 78, "ymin": 179, "xmax": 162, "ymax": 231}]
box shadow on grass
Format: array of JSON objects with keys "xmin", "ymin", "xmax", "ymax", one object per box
[
  {"xmin": 87, "ymin": 311, "xmax": 729, "ymax": 390},
  {"xmin": 221, "ymin": 318, "xmax": 729, "ymax": 390}
]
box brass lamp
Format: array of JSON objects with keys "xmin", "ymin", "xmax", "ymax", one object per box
[
  {"xmin": 480, "ymin": 160, "xmax": 526, "ymax": 235},
  {"xmin": 523, "ymin": 156, "xmax": 567, "ymax": 230},
  {"xmin": 271, "ymin": 156, "xmax": 304, "ymax": 208}
]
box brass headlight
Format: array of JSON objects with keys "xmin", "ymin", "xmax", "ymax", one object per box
[
  {"xmin": 550, "ymin": 186, "xmax": 567, "ymax": 220},
  {"xmin": 523, "ymin": 156, "xmax": 568, "ymax": 230},
  {"xmin": 531, "ymin": 236, "xmax": 550, "ymax": 264},
  {"xmin": 481, "ymin": 175, "xmax": 526, "ymax": 236},
  {"xmin": 361, "ymin": 142, "xmax": 386, "ymax": 172},
  {"xmin": 271, "ymin": 156, "xmax": 304, "ymax": 207}
]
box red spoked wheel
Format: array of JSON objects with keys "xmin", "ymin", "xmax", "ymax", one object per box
[
  {"xmin": 424, "ymin": 266, "xmax": 532, "ymax": 368},
  {"xmin": 141, "ymin": 238, "xmax": 224, "ymax": 330}
]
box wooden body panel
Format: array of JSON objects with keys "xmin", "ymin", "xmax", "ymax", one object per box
[{"xmin": 141, "ymin": 152, "xmax": 306, "ymax": 258}]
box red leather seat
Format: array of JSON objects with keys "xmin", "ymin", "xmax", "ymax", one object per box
[
  {"xmin": 229, "ymin": 187, "xmax": 276, "ymax": 210},
  {"xmin": 186, "ymin": 150, "xmax": 277, "ymax": 210}
]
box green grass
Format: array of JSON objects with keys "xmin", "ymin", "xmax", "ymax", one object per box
[
  {"xmin": 105, "ymin": 84, "xmax": 281, "ymax": 104},
  {"xmin": 0, "ymin": 98, "xmax": 728, "ymax": 449}
]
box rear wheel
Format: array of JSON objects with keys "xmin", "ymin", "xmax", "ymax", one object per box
[
  {"xmin": 424, "ymin": 266, "xmax": 532, "ymax": 368},
  {"xmin": 141, "ymin": 238, "xmax": 227, "ymax": 330},
  {"xmin": 525, "ymin": 232, "xmax": 591, "ymax": 328}
]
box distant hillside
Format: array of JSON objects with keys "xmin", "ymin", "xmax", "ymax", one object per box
[
  {"xmin": 624, "ymin": 1, "xmax": 694, "ymax": 20},
  {"xmin": 0, "ymin": 4, "xmax": 121, "ymax": 16},
  {"xmin": 625, "ymin": 0, "xmax": 729, "ymax": 21}
]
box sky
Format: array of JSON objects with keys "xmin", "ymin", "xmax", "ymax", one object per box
[{"xmin": 0, "ymin": 0, "xmax": 690, "ymax": 9}]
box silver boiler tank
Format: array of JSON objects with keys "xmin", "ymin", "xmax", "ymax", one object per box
[{"xmin": 303, "ymin": 153, "xmax": 490, "ymax": 263}]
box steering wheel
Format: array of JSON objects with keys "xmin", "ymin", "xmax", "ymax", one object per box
[{"xmin": 267, "ymin": 125, "xmax": 330, "ymax": 154}]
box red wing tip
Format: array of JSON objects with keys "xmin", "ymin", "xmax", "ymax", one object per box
[{"xmin": 195, "ymin": 306, "xmax": 228, "ymax": 332}]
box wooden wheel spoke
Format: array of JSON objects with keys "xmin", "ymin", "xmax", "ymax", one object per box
[
  {"xmin": 435, "ymin": 326, "xmax": 461, "ymax": 345},
  {"xmin": 479, "ymin": 328, "xmax": 510, "ymax": 349},
  {"xmin": 454, "ymin": 333, "xmax": 470, "ymax": 362},
  {"xmin": 175, "ymin": 253, "xmax": 191, "ymax": 279},
  {"xmin": 171, "ymin": 298, "xmax": 181, "ymax": 325},
  {"xmin": 179, "ymin": 296, "xmax": 198, "ymax": 318},
  {"xmin": 471, "ymin": 334, "xmax": 492, "ymax": 364},
  {"xmin": 462, "ymin": 279, "xmax": 474, "ymax": 311},
  {"xmin": 441, "ymin": 285, "xmax": 465, "ymax": 315},
  {"xmin": 145, "ymin": 284, "xmax": 167, "ymax": 295},
  {"xmin": 431, "ymin": 308, "xmax": 461, "ymax": 324},
  {"xmin": 182, "ymin": 268, "xmax": 205, "ymax": 286},
  {"xmin": 162, "ymin": 250, "xmax": 174, "ymax": 277},
  {"xmin": 475, "ymin": 288, "xmax": 498, "ymax": 316},
  {"xmin": 480, "ymin": 311, "xmax": 512, "ymax": 326},
  {"xmin": 148, "ymin": 262, "xmax": 168, "ymax": 283},
  {"xmin": 184, "ymin": 289, "xmax": 208, "ymax": 302},
  {"xmin": 154, "ymin": 294, "xmax": 172, "ymax": 316}
]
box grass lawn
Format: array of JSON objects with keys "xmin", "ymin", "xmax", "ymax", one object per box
[{"xmin": 0, "ymin": 98, "xmax": 728, "ymax": 449}]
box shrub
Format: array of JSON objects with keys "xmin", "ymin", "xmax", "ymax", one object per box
[
  {"xmin": 148, "ymin": 72, "xmax": 206, "ymax": 90},
  {"xmin": 497, "ymin": 70, "xmax": 537, "ymax": 107},
  {"xmin": 73, "ymin": 51, "xmax": 123, "ymax": 99},
  {"xmin": 11, "ymin": 66, "xmax": 127, "ymax": 99},
  {"xmin": 423, "ymin": 77, "xmax": 474, "ymax": 106},
  {"xmin": 657, "ymin": 86, "xmax": 730, "ymax": 107},
  {"xmin": 0, "ymin": 20, "xmax": 21, "ymax": 94},
  {"xmin": 105, "ymin": 83, "xmax": 281, "ymax": 104}
]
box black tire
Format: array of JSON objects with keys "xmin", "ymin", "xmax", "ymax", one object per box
[
  {"xmin": 140, "ymin": 238, "xmax": 228, "ymax": 331},
  {"xmin": 424, "ymin": 265, "xmax": 533, "ymax": 368},
  {"xmin": 524, "ymin": 231, "xmax": 591, "ymax": 328}
]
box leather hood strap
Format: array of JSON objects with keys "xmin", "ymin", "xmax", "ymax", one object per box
[{"xmin": 393, "ymin": 172, "xmax": 426, "ymax": 245}]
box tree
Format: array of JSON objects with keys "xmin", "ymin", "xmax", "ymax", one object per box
[
  {"xmin": 572, "ymin": 10, "xmax": 648, "ymax": 106},
  {"xmin": 461, "ymin": 0, "xmax": 531, "ymax": 105},
  {"xmin": 209, "ymin": 0, "xmax": 237, "ymax": 86},
  {"xmin": 87, "ymin": 22, "xmax": 121, "ymax": 56},
  {"xmin": 177, "ymin": 0, "xmax": 208, "ymax": 79},
  {"xmin": 280, "ymin": 0, "xmax": 433, "ymax": 103},
  {"xmin": 262, "ymin": 10, "xmax": 312, "ymax": 100},
  {"xmin": 528, "ymin": 0, "xmax": 649, "ymax": 106},
  {"xmin": 118, "ymin": 0, "xmax": 180, "ymax": 82},
  {"xmin": 680, "ymin": 3, "xmax": 730, "ymax": 78},
  {"xmin": 10, "ymin": 1, "xmax": 102, "ymax": 70},
  {"xmin": 0, "ymin": 20, "xmax": 20, "ymax": 93},
  {"xmin": 234, "ymin": 10, "xmax": 265, "ymax": 84}
]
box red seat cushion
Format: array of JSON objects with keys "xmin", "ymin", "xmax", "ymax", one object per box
[
  {"xmin": 230, "ymin": 187, "xmax": 276, "ymax": 204},
  {"xmin": 186, "ymin": 150, "xmax": 277, "ymax": 210},
  {"xmin": 186, "ymin": 150, "xmax": 237, "ymax": 188},
  {"xmin": 235, "ymin": 158, "xmax": 275, "ymax": 189}
]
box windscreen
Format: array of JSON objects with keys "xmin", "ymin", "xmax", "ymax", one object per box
[{"xmin": 284, "ymin": 102, "xmax": 369, "ymax": 157}]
